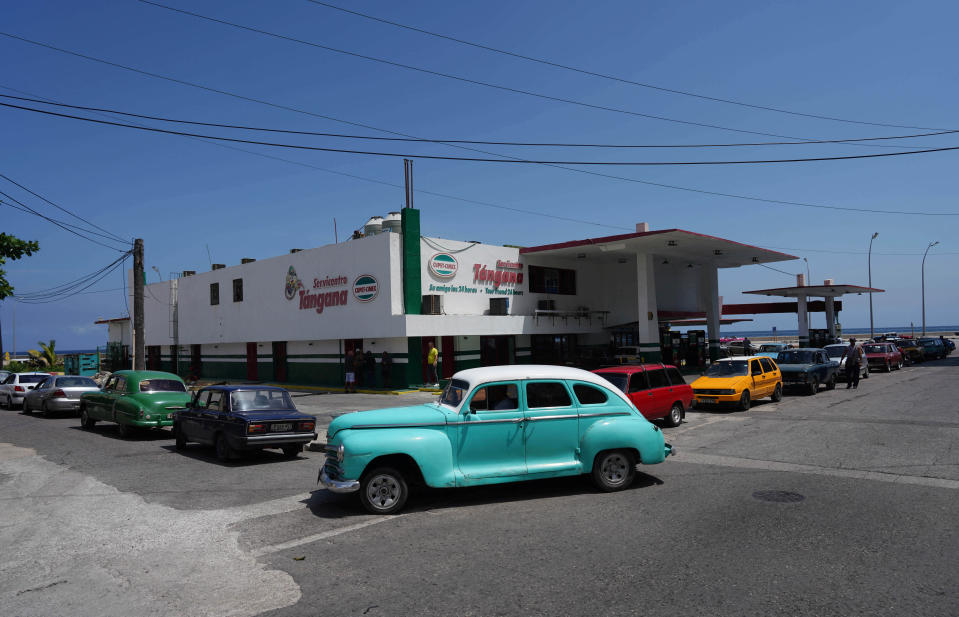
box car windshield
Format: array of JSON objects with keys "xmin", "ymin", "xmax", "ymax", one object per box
[
  {"xmin": 758, "ymin": 344, "xmax": 782, "ymax": 352},
  {"xmin": 778, "ymin": 350, "xmax": 815, "ymax": 364},
  {"xmin": 704, "ymin": 361, "xmax": 748, "ymax": 377},
  {"xmin": 594, "ymin": 372, "xmax": 627, "ymax": 392},
  {"xmin": 439, "ymin": 379, "xmax": 469, "ymax": 408},
  {"xmin": 231, "ymin": 389, "xmax": 294, "ymax": 411},
  {"xmin": 863, "ymin": 344, "xmax": 885, "ymax": 353},
  {"xmin": 19, "ymin": 375, "xmax": 48, "ymax": 384},
  {"xmin": 56, "ymin": 377, "xmax": 97, "ymax": 388},
  {"xmin": 138, "ymin": 379, "xmax": 186, "ymax": 393},
  {"xmin": 825, "ymin": 346, "xmax": 845, "ymax": 358}
]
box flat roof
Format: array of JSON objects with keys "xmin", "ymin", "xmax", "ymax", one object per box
[
  {"xmin": 743, "ymin": 284, "xmax": 884, "ymax": 298},
  {"xmin": 519, "ymin": 228, "xmax": 797, "ymax": 268},
  {"xmin": 94, "ymin": 317, "xmax": 130, "ymax": 324}
]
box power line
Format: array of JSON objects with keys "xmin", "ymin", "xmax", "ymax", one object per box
[
  {"xmin": 137, "ymin": 1, "xmax": 906, "ymax": 143},
  {"xmin": 8, "ymin": 100, "xmax": 959, "ymax": 167},
  {"xmin": 758, "ymin": 263, "xmax": 798, "ymax": 277},
  {"xmin": 760, "ymin": 245, "xmax": 957, "ymax": 256},
  {"xmin": 304, "ymin": 0, "xmax": 946, "ymax": 132},
  {"xmin": 3, "ymin": 34, "xmax": 954, "ymax": 218},
  {"xmin": 14, "ymin": 250, "xmax": 132, "ymax": 303},
  {"xmin": 0, "ymin": 196, "xmax": 129, "ymax": 245},
  {"xmin": 0, "ymin": 190, "xmax": 131, "ymax": 251},
  {"xmin": 2, "ymin": 92, "xmax": 954, "ymax": 150},
  {"xmin": 0, "ymin": 172, "xmax": 129, "ymax": 244}
]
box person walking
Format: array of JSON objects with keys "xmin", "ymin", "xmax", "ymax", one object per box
[
  {"xmin": 426, "ymin": 342, "xmax": 439, "ymax": 387},
  {"xmin": 344, "ymin": 349, "xmax": 356, "ymax": 393},
  {"xmin": 840, "ymin": 337, "xmax": 864, "ymax": 389},
  {"xmin": 380, "ymin": 351, "xmax": 393, "ymax": 389},
  {"xmin": 364, "ymin": 349, "xmax": 375, "ymax": 387}
]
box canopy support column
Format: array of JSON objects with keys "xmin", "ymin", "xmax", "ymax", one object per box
[
  {"xmin": 825, "ymin": 296, "xmax": 836, "ymax": 338},
  {"xmin": 797, "ymin": 294, "xmax": 809, "ymax": 347},
  {"xmin": 635, "ymin": 253, "xmax": 661, "ymax": 362},
  {"xmin": 700, "ymin": 264, "xmax": 721, "ymax": 362}
]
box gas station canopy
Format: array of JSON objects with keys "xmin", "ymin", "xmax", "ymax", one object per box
[
  {"xmin": 521, "ymin": 228, "xmax": 796, "ymax": 266},
  {"xmin": 744, "ymin": 284, "xmax": 884, "ymax": 298}
]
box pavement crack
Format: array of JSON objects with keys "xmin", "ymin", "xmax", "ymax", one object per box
[{"xmin": 16, "ymin": 579, "xmax": 67, "ymax": 595}]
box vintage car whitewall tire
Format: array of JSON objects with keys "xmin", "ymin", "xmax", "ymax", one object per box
[
  {"xmin": 592, "ymin": 450, "xmax": 636, "ymax": 492},
  {"xmin": 360, "ymin": 467, "xmax": 409, "ymax": 514}
]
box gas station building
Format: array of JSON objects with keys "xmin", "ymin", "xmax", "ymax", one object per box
[{"xmin": 132, "ymin": 210, "xmax": 801, "ymax": 387}]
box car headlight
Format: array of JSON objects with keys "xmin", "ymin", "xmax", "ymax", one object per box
[{"xmin": 721, "ymin": 389, "xmax": 736, "ymax": 395}]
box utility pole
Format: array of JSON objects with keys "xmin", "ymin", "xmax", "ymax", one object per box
[
  {"xmin": 133, "ymin": 238, "xmax": 145, "ymax": 370},
  {"xmin": 868, "ymin": 232, "xmax": 878, "ymax": 341}
]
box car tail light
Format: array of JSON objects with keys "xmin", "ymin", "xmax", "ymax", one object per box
[
  {"xmin": 299, "ymin": 421, "xmax": 315, "ymax": 432},
  {"xmin": 14, "ymin": 386, "xmax": 24, "ymax": 392},
  {"xmin": 53, "ymin": 389, "xmax": 67, "ymax": 398},
  {"xmin": 248, "ymin": 423, "xmax": 267, "ymax": 434}
]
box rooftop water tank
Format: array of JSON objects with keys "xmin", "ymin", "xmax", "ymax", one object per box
[
  {"xmin": 382, "ymin": 211, "xmax": 402, "ymax": 233},
  {"xmin": 363, "ymin": 216, "xmax": 383, "ymax": 236}
]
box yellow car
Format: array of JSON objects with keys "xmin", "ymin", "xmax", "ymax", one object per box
[{"xmin": 691, "ymin": 356, "xmax": 783, "ymax": 411}]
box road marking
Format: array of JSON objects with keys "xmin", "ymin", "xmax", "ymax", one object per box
[
  {"xmin": 250, "ymin": 516, "xmax": 396, "ymax": 557},
  {"xmin": 679, "ymin": 452, "xmax": 959, "ymax": 490}
]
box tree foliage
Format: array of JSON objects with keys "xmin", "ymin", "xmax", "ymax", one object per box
[
  {"xmin": 0, "ymin": 233, "xmax": 40, "ymax": 300},
  {"xmin": 28, "ymin": 340, "xmax": 58, "ymax": 368}
]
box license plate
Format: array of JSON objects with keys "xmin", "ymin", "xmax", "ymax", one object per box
[
  {"xmin": 271, "ymin": 423, "xmax": 293, "ymax": 432},
  {"xmin": 697, "ymin": 397, "xmax": 717, "ymax": 404}
]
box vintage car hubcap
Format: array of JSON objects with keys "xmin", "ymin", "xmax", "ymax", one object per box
[
  {"xmin": 367, "ymin": 474, "xmax": 400, "ymax": 508},
  {"xmin": 602, "ymin": 455, "xmax": 628, "ymax": 485}
]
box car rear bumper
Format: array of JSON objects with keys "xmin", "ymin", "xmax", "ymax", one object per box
[
  {"xmin": 46, "ymin": 398, "xmax": 81, "ymax": 412},
  {"xmin": 232, "ymin": 432, "xmax": 318, "ymax": 450}
]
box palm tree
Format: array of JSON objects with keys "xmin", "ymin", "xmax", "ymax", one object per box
[{"xmin": 28, "ymin": 339, "xmax": 57, "ymax": 368}]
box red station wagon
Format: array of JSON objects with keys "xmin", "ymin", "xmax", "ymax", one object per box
[
  {"xmin": 593, "ymin": 364, "xmax": 692, "ymax": 427},
  {"xmin": 862, "ymin": 342, "xmax": 904, "ymax": 372}
]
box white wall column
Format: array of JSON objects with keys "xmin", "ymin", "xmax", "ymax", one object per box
[
  {"xmin": 825, "ymin": 296, "xmax": 836, "ymax": 338},
  {"xmin": 797, "ymin": 294, "xmax": 809, "ymax": 347},
  {"xmin": 699, "ymin": 264, "xmax": 721, "ymax": 362},
  {"xmin": 635, "ymin": 253, "xmax": 662, "ymax": 361}
]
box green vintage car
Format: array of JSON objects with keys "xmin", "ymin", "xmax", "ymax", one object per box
[
  {"xmin": 79, "ymin": 370, "xmax": 191, "ymax": 437},
  {"xmin": 319, "ymin": 365, "xmax": 673, "ymax": 514}
]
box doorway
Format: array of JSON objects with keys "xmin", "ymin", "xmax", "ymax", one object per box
[
  {"xmin": 272, "ymin": 341, "xmax": 288, "ymax": 382},
  {"xmin": 441, "ymin": 336, "xmax": 455, "ymax": 378},
  {"xmin": 246, "ymin": 342, "xmax": 258, "ymax": 380},
  {"xmin": 480, "ymin": 335, "xmax": 515, "ymax": 366}
]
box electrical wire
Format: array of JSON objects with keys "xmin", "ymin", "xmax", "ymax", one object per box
[
  {"xmin": 758, "ymin": 263, "xmax": 797, "ymax": 277},
  {"xmin": 0, "ymin": 190, "xmax": 131, "ymax": 251},
  {"xmin": 759, "ymin": 245, "xmax": 957, "ymax": 256},
  {"xmin": 303, "ymin": 0, "xmax": 946, "ymax": 132},
  {"xmin": 14, "ymin": 251, "xmax": 132, "ymax": 304},
  {"xmin": 0, "ymin": 172, "xmax": 129, "ymax": 244},
  {"xmin": 137, "ymin": 1, "xmax": 917, "ymax": 143},
  {"xmin": 8, "ymin": 100, "xmax": 959, "ymax": 166},
  {"xmin": 2, "ymin": 93, "xmax": 953, "ymax": 149},
  {"xmin": 3, "ymin": 35, "xmax": 955, "ymax": 218},
  {"xmin": 0, "ymin": 197, "xmax": 128, "ymax": 245}
]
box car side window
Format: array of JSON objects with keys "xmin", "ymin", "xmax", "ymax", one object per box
[
  {"xmin": 114, "ymin": 376, "xmax": 127, "ymax": 393},
  {"xmin": 526, "ymin": 382, "xmax": 573, "ymax": 408},
  {"xmin": 104, "ymin": 376, "xmax": 118, "ymax": 391},
  {"xmin": 36, "ymin": 378, "xmax": 51, "ymax": 389},
  {"xmin": 750, "ymin": 359, "xmax": 763, "ymax": 375},
  {"xmin": 468, "ymin": 383, "xmax": 518, "ymax": 412},
  {"xmin": 207, "ymin": 391, "xmax": 224, "ymax": 411},
  {"xmin": 192, "ymin": 390, "xmax": 209, "ymax": 408},
  {"xmin": 645, "ymin": 369, "xmax": 669, "ymax": 389},
  {"xmin": 665, "ymin": 367, "xmax": 685, "ymax": 386},
  {"xmin": 628, "ymin": 372, "xmax": 648, "ymax": 393},
  {"xmin": 573, "ymin": 383, "xmax": 608, "ymax": 405},
  {"xmin": 758, "ymin": 358, "xmax": 775, "ymax": 373}
]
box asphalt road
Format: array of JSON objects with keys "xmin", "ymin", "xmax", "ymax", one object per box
[{"xmin": 1, "ymin": 358, "xmax": 957, "ymax": 617}]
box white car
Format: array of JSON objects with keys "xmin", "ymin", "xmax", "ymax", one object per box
[
  {"xmin": 823, "ymin": 345, "xmax": 869, "ymax": 380},
  {"xmin": 0, "ymin": 372, "xmax": 53, "ymax": 409}
]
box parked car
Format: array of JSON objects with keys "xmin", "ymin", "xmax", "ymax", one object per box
[
  {"xmin": 891, "ymin": 338, "xmax": 923, "ymax": 364},
  {"xmin": 79, "ymin": 370, "xmax": 190, "ymax": 437},
  {"xmin": 862, "ymin": 342, "xmax": 904, "ymax": 372},
  {"xmin": 690, "ymin": 356, "xmax": 783, "ymax": 410},
  {"xmin": 917, "ymin": 338, "xmax": 948, "ymax": 360},
  {"xmin": 756, "ymin": 343, "xmax": 790, "ymax": 359},
  {"xmin": 824, "ymin": 344, "xmax": 870, "ymax": 380},
  {"xmin": 318, "ymin": 365, "xmax": 673, "ymax": 514},
  {"xmin": 593, "ymin": 363, "xmax": 692, "ymax": 427},
  {"xmin": 23, "ymin": 375, "xmax": 100, "ymax": 416},
  {"xmin": 0, "ymin": 370, "xmax": 11, "ymax": 383},
  {"xmin": 775, "ymin": 348, "xmax": 840, "ymax": 394},
  {"xmin": 0, "ymin": 372, "xmax": 52, "ymax": 409},
  {"xmin": 173, "ymin": 385, "xmax": 317, "ymax": 461},
  {"xmin": 944, "ymin": 338, "xmax": 956, "ymax": 354}
]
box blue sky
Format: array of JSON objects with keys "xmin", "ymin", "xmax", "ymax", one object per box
[{"xmin": 3, "ymin": 0, "xmax": 958, "ymax": 351}]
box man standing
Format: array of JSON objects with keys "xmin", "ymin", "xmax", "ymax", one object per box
[
  {"xmin": 427, "ymin": 342, "xmax": 439, "ymax": 387},
  {"xmin": 840, "ymin": 337, "xmax": 864, "ymax": 389},
  {"xmin": 381, "ymin": 351, "xmax": 393, "ymax": 389},
  {"xmin": 344, "ymin": 349, "xmax": 356, "ymax": 393}
]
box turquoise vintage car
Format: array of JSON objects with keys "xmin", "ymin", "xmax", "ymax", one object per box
[
  {"xmin": 80, "ymin": 370, "xmax": 191, "ymax": 437},
  {"xmin": 319, "ymin": 365, "xmax": 673, "ymax": 514}
]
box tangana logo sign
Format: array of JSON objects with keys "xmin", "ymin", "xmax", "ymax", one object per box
[
  {"xmin": 428, "ymin": 253, "xmax": 458, "ymax": 278},
  {"xmin": 284, "ymin": 266, "xmax": 303, "ymax": 300},
  {"xmin": 352, "ymin": 274, "xmax": 379, "ymax": 302}
]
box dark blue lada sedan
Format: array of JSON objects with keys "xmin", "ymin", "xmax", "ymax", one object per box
[{"xmin": 173, "ymin": 385, "xmax": 317, "ymax": 461}]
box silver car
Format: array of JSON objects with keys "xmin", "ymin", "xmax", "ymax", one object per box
[
  {"xmin": 823, "ymin": 344, "xmax": 870, "ymax": 380},
  {"xmin": 0, "ymin": 372, "xmax": 52, "ymax": 409},
  {"xmin": 23, "ymin": 375, "xmax": 100, "ymax": 416}
]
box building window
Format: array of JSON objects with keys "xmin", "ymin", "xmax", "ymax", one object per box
[
  {"xmin": 210, "ymin": 282, "xmax": 219, "ymax": 305},
  {"xmin": 528, "ymin": 265, "xmax": 576, "ymax": 295},
  {"xmin": 233, "ymin": 278, "xmax": 243, "ymax": 302}
]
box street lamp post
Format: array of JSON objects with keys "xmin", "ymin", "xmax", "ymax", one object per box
[
  {"xmin": 922, "ymin": 241, "xmax": 939, "ymax": 336},
  {"xmin": 868, "ymin": 232, "xmax": 878, "ymax": 340}
]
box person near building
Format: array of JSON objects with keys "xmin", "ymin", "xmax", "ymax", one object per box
[
  {"xmin": 353, "ymin": 348, "xmax": 364, "ymax": 389},
  {"xmin": 344, "ymin": 349, "xmax": 356, "ymax": 393},
  {"xmin": 364, "ymin": 349, "xmax": 375, "ymax": 386},
  {"xmin": 840, "ymin": 337, "xmax": 864, "ymax": 389},
  {"xmin": 427, "ymin": 342, "xmax": 439, "ymax": 387},
  {"xmin": 381, "ymin": 351, "xmax": 393, "ymax": 389},
  {"xmin": 742, "ymin": 337, "xmax": 752, "ymax": 355}
]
